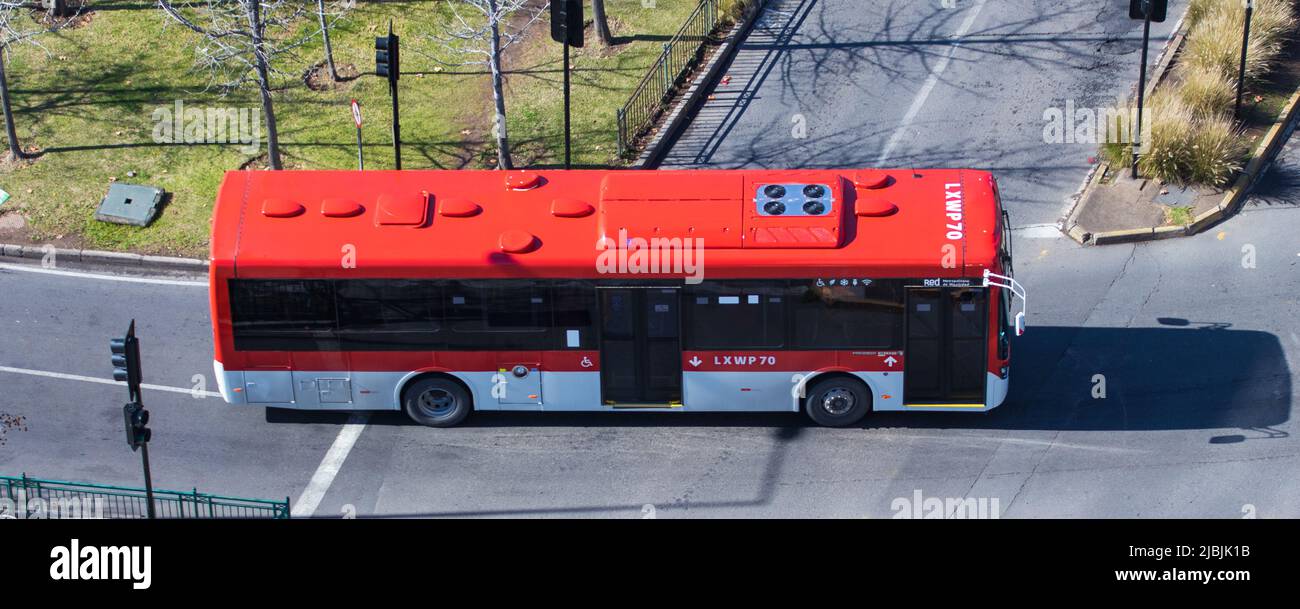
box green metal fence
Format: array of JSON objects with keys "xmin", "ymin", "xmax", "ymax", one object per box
[
  {"xmin": 1, "ymin": 474, "xmax": 290, "ymax": 519},
  {"xmin": 617, "ymin": 0, "xmax": 727, "ymax": 157}
]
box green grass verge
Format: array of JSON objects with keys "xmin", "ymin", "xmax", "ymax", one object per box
[{"xmin": 0, "ymin": 1, "xmax": 719, "ymax": 256}]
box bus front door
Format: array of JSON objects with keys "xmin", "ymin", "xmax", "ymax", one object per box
[
  {"xmin": 903, "ymin": 287, "xmax": 987, "ymax": 407},
  {"xmin": 598, "ymin": 288, "xmax": 683, "ymax": 406}
]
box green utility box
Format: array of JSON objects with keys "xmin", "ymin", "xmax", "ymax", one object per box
[{"xmin": 95, "ymin": 183, "xmax": 164, "ymax": 227}]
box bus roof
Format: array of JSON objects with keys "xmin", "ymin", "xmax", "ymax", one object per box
[{"xmin": 210, "ymin": 168, "xmax": 1002, "ymax": 279}]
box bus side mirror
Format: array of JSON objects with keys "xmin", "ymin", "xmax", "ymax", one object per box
[{"xmin": 1014, "ymin": 312, "xmax": 1025, "ymax": 336}]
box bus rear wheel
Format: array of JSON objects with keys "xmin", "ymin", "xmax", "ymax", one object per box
[
  {"xmin": 805, "ymin": 376, "xmax": 871, "ymax": 427},
  {"xmin": 403, "ymin": 377, "xmax": 471, "ymax": 427}
]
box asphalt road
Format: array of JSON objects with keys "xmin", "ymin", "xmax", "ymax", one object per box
[
  {"xmin": 662, "ymin": 0, "xmax": 1186, "ymax": 228},
  {"xmin": 2, "ymin": 188, "xmax": 1297, "ymax": 517},
  {"xmin": 2, "ymin": 0, "xmax": 1298, "ymax": 518}
]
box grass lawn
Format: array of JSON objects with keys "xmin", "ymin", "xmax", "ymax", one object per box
[{"xmin": 0, "ymin": 0, "xmax": 719, "ymax": 257}]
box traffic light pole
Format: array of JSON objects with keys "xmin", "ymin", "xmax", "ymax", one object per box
[
  {"xmin": 563, "ymin": 42, "xmax": 571, "ymax": 170},
  {"xmin": 1133, "ymin": 6, "xmax": 1151, "ymax": 179},
  {"xmin": 391, "ymin": 77, "xmax": 402, "ymax": 170},
  {"xmin": 140, "ymin": 442, "xmax": 156, "ymax": 519},
  {"xmin": 1235, "ymin": 1, "xmax": 1254, "ymax": 117},
  {"xmin": 112, "ymin": 320, "xmax": 155, "ymax": 519},
  {"xmin": 551, "ymin": 0, "xmax": 581, "ymax": 170}
]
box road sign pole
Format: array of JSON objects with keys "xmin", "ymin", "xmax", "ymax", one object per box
[
  {"xmin": 351, "ymin": 99, "xmax": 364, "ymax": 170},
  {"xmin": 1133, "ymin": 5, "xmax": 1151, "ymax": 179},
  {"xmin": 356, "ymin": 127, "xmax": 364, "ymax": 170},
  {"xmin": 564, "ymin": 42, "xmax": 571, "ymax": 170},
  {"xmin": 1235, "ymin": 1, "xmax": 1254, "ymax": 118}
]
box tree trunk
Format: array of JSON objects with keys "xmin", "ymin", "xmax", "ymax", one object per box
[
  {"xmin": 592, "ymin": 0, "xmax": 613, "ymax": 46},
  {"xmin": 247, "ymin": 0, "xmax": 282, "ymax": 169},
  {"xmin": 0, "ymin": 48, "xmax": 24, "ymax": 159},
  {"xmin": 44, "ymin": 0, "xmax": 72, "ymax": 18},
  {"xmin": 316, "ymin": 0, "xmax": 339, "ymax": 81},
  {"xmin": 488, "ymin": 0, "xmax": 512, "ymax": 170}
]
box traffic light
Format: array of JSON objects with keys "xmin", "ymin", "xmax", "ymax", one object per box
[
  {"xmin": 550, "ymin": 0, "xmax": 584, "ymax": 47},
  {"xmin": 110, "ymin": 320, "xmax": 142, "ymax": 402},
  {"xmin": 1129, "ymin": 0, "xmax": 1167, "ymax": 22},
  {"xmin": 123, "ymin": 402, "xmax": 151, "ymax": 451},
  {"xmin": 375, "ymin": 23, "xmax": 399, "ymax": 83}
]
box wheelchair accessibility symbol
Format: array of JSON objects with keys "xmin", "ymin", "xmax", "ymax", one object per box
[{"xmin": 580, "ymin": 356, "xmax": 594, "ymax": 368}]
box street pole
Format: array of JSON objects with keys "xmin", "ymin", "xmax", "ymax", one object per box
[
  {"xmin": 563, "ymin": 41, "xmax": 571, "ymax": 170},
  {"xmin": 352, "ymin": 99, "xmax": 364, "ymax": 170},
  {"xmin": 1235, "ymin": 1, "xmax": 1254, "ymax": 118},
  {"xmin": 391, "ymin": 76, "xmax": 401, "ymax": 170},
  {"xmin": 1133, "ymin": 3, "xmax": 1152, "ymax": 179},
  {"xmin": 140, "ymin": 442, "xmax": 156, "ymax": 519},
  {"xmin": 356, "ymin": 127, "xmax": 364, "ymax": 170}
]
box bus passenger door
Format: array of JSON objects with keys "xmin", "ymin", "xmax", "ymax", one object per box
[
  {"xmin": 598, "ymin": 288, "xmax": 683, "ymax": 406},
  {"xmin": 903, "ymin": 287, "xmax": 987, "ymax": 406}
]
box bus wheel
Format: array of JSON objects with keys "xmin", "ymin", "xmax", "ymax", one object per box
[
  {"xmin": 403, "ymin": 377, "xmax": 471, "ymax": 427},
  {"xmin": 804, "ymin": 376, "xmax": 871, "ymax": 427}
]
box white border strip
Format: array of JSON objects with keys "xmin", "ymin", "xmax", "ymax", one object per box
[{"xmin": 0, "ymin": 263, "xmax": 207, "ymax": 287}]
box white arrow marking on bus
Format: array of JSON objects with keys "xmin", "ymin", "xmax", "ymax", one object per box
[
  {"xmin": 688, "ymin": 356, "xmax": 702, "ymax": 368},
  {"xmin": 884, "ymin": 356, "xmax": 898, "ymax": 367}
]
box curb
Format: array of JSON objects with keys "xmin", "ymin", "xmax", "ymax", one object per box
[
  {"xmin": 0, "ymin": 242, "xmax": 208, "ymax": 272},
  {"xmin": 1060, "ymin": 12, "xmax": 1189, "ymax": 240},
  {"xmin": 1066, "ymin": 11, "xmax": 1300, "ymax": 246},
  {"xmin": 633, "ymin": 0, "xmax": 768, "ymax": 169},
  {"xmin": 1073, "ymin": 82, "xmax": 1300, "ymax": 246}
]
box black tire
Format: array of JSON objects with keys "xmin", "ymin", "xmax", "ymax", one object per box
[
  {"xmin": 804, "ymin": 376, "xmax": 871, "ymax": 427},
  {"xmin": 402, "ymin": 377, "xmax": 472, "ymax": 427}
]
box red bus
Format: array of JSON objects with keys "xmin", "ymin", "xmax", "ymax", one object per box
[{"xmin": 209, "ymin": 169, "xmax": 1024, "ymax": 427}]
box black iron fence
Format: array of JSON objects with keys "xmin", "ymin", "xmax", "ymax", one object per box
[
  {"xmin": 1, "ymin": 474, "xmax": 290, "ymax": 519},
  {"xmin": 617, "ymin": 0, "xmax": 728, "ymax": 156}
]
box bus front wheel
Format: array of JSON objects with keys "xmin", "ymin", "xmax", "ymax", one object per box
[
  {"xmin": 403, "ymin": 377, "xmax": 472, "ymax": 427},
  {"xmin": 804, "ymin": 376, "xmax": 871, "ymax": 427}
]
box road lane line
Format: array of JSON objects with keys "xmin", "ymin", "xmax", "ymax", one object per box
[
  {"xmin": 292, "ymin": 413, "xmax": 369, "ymax": 518},
  {"xmin": 0, "ymin": 263, "xmax": 206, "ymax": 287},
  {"xmin": 875, "ymin": 0, "xmax": 988, "ymax": 165},
  {"xmin": 1013, "ymin": 224, "xmax": 1065, "ymax": 239},
  {"xmin": 0, "ymin": 365, "xmax": 221, "ymax": 397}
]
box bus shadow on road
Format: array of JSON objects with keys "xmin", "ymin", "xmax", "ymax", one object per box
[{"xmin": 873, "ymin": 324, "xmax": 1292, "ymax": 435}]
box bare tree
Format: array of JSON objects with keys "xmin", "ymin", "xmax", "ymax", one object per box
[
  {"xmin": 0, "ymin": 2, "xmax": 79, "ymax": 159},
  {"xmin": 592, "ymin": 0, "xmax": 612, "ymax": 46},
  {"xmin": 429, "ymin": 0, "xmax": 544, "ymax": 170},
  {"xmin": 316, "ymin": 0, "xmax": 344, "ymax": 82},
  {"xmin": 158, "ymin": 0, "xmax": 317, "ymax": 170}
]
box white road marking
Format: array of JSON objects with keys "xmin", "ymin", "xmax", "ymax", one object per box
[
  {"xmin": 1013, "ymin": 224, "xmax": 1064, "ymax": 239},
  {"xmin": 0, "ymin": 365, "xmax": 221, "ymax": 397},
  {"xmin": 0, "ymin": 263, "xmax": 206, "ymax": 287},
  {"xmin": 875, "ymin": 0, "xmax": 988, "ymax": 165},
  {"xmin": 292, "ymin": 414, "xmax": 369, "ymax": 518}
]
